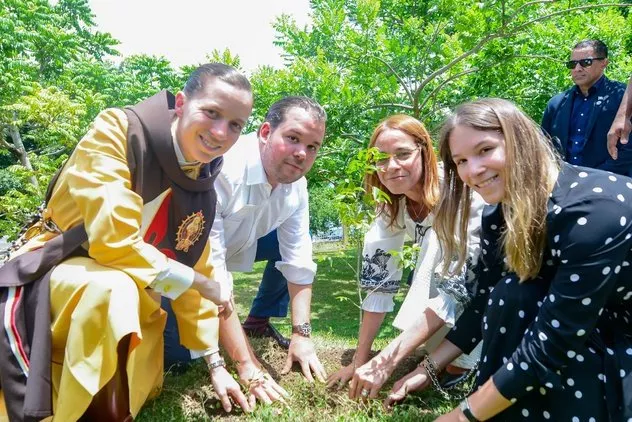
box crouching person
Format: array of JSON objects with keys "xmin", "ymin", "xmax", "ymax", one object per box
[{"xmin": 0, "ymin": 63, "xmax": 253, "ymax": 421}]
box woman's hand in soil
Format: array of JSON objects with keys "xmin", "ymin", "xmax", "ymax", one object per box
[
  {"xmin": 326, "ymin": 363, "xmax": 355, "ymax": 389},
  {"xmin": 383, "ymin": 365, "xmax": 430, "ymax": 408},
  {"xmin": 348, "ymin": 356, "xmax": 395, "ymax": 399}
]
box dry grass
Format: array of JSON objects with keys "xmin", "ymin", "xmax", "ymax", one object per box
[
  {"xmin": 138, "ymin": 337, "xmax": 461, "ymax": 421},
  {"xmin": 136, "ymin": 248, "xmax": 463, "ymax": 421}
]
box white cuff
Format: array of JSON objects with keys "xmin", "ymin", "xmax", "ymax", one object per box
[
  {"xmin": 361, "ymin": 291, "xmax": 395, "ymax": 313},
  {"xmin": 150, "ymin": 258, "xmax": 194, "ymax": 300},
  {"xmin": 190, "ymin": 347, "xmax": 220, "ymax": 360},
  {"xmin": 451, "ymin": 341, "xmax": 482, "ymax": 369},
  {"xmin": 275, "ymin": 261, "xmax": 316, "ymax": 285},
  {"xmin": 210, "ymin": 265, "xmax": 234, "ymax": 292},
  {"xmin": 426, "ymin": 292, "xmax": 459, "ymax": 327}
]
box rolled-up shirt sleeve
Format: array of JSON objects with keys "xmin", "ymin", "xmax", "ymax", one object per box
[
  {"xmin": 276, "ymin": 185, "xmax": 316, "ymax": 285},
  {"xmin": 207, "ymin": 176, "xmax": 235, "ymax": 291},
  {"xmin": 150, "ymin": 258, "xmax": 195, "ymax": 299}
]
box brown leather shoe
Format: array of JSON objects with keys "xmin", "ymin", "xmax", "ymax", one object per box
[{"xmin": 242, "ymin": 322, "xmax": 290, "ymax": 349}]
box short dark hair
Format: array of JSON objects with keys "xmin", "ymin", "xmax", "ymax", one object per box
[
  {"xmin": 183, "ymin": 63, "xmax": 252, "ymax": 97},
  {"xmin": 573, "ymin": 39, "xmax": 608, "ymax": 58},
  {"xmin": 264, "ymin": 96, "xmax": 327, "ymax": 131}
]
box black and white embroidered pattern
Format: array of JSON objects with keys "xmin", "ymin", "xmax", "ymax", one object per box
[
  {"xmin": 360, "ymin": 248, "xmax": 400, "ymax": 293},
  {"xmin": 430, "ymin": 256, "xmax": 479, "ymax": 316},
  {"xmin": 404, "ymin": 223, "xmax": 431, "ymax": 270},
  {"xmin": 414, "ymin": 224, "xmax": 430, "ymax": 244}
]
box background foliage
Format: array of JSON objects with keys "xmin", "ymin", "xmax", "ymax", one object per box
[{"xmin": 1, "ymin": 0, "xmax": 631, "ymax": 238}]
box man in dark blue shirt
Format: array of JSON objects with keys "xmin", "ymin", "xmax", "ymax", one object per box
[{"xmin": 542, "ymin": 39, "xmax": 630, "ymax": 175}]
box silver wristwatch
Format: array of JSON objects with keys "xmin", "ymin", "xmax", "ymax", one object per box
[{"xmin": 291, "ymin": 322, "xmax": 312, "ymax": 337}]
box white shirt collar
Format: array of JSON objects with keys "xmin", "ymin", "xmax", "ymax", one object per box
[
  {"xmin": 170, "ymin": 117, "xmax": 199, "ymax": 167},
  {"xmin": 245, "ymin": 133, "xmax": 271, "ymax": 187}
]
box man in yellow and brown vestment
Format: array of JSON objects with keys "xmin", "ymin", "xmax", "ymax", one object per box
[{"xmin": 0, "ymin": 63, "xmax": 253, "ymax": 421}]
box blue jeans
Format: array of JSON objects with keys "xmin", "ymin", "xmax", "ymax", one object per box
[
  {"xmin": 163, "ymin": 230, "xmax": 289, "ymax": 366},
  {"xmin": 249, "ymin": 229, "xmax": 290, "ymax": 318}
]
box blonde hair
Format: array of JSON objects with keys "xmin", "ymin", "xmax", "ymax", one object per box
[
  {"xmin": 364, "ymin": 114, "xmax": 440, "ymax": 227},
  {"xmin": 435, "ymin": 98, "xmax": 560, "ymax": 280}
]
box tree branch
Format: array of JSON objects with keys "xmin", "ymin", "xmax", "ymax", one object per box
[
  {"xmin": 417, "ymin": 53, "xmax": 560, "ymax": 118},
  {"xmin": 366, "ymin": 54, "xmax": 414, "ymax": 104},
  {"xmin": 414, "ymin": 2, "xmax": 630, "ymax": 101},
  {"xmin": 0, "ymin": 138, "xmax": 18, "ymax": 152},
  {"xmin": 512, "ymin": 54, "xmax": 561, "ymax": 63},
  {"xmin": 510, "ymin": 0, "xmax": 557, "ymax": 21},
  {"xmin": 339, "ymin": 133, "xmax": 365, "ymax": 145},
  {"xmin": 510, "ymin": 3, "xmax": 631, "ymax": 34},
  {"xmin": 415, "ymin": 32, "xmax": 499, "ymax": 99},
  {"xmin": 417, "ymin": 20, "xmax": 448, "ymax": 79},
  {"xmin": 418, "ymin": 68, "xmax": 480, "ymax": 113},
  {"xmin": 0, "ymin": 126, "xmax": 18, "ymax": 152},
  {"xmin": 362, "ymin": 103, "xmax": 415, "ymax": 111}
]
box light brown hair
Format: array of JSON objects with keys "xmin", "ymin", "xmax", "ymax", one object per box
[
  {"xmin": 435, "ymin": 99, "xmax": 560, "ymax": 280},
  {"xmin": 364, "ymin": 114, "xmax": 440, "ymax": 227}
]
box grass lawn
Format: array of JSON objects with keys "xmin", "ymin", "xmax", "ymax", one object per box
[{"xmin": 137, "ymin": 247, "xmax": 464, "ymax": 421}]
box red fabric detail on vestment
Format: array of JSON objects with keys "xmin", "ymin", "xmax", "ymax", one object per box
[
  {"xmin": 10, "ymin": 286, "xmax": 30, "ymax": 369},
  {"xmin": 143, "ymin": 192, "xmax": 176, "ymax": 259}
]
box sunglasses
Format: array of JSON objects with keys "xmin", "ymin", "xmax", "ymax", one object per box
[{"xmin": 565, "ymin": 57, "xmax": 606, "ymax": 69}]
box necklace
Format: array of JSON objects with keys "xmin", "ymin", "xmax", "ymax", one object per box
[{"xmin": 406, "ymin": 200, "xmax": 428, "ymax": 222}]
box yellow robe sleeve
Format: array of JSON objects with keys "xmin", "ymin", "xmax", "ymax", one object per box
[
  {"xmin": 54, "ymin": 108, "xmax": 218, "ymax": 351},
  {"xmin": 64, "ymin": 108, "xmax": 173, "ymax": 289},
  {"xmin": 170, "ymin": 240, "xmax": 219, "ymax": 351}
]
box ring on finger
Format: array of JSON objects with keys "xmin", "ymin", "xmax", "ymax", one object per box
[{"xmin": 361, "ymin": 388, "xmax": 369, "ymax": 397}]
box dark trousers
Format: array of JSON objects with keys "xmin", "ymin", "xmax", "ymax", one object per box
[{"xmin": 163, "ymin": 230, "xmax": 289, "ymax": 366}]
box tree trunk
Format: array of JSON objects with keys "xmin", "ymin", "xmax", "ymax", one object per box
[
  {"xmin": 8, "ymin": 113, "xmax": 38, "ymax": 188},
  {"xmin": 342, "ymin": 223, "xmax": 350, "ymax": 246}
]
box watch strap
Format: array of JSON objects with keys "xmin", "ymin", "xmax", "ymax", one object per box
[
  {"xmin": 291, "ymin": 322, "xmax": 312, "ymax": 336},
  {"xmin": 459, "ymin": 397, "xmax": 480, "ymax": 422},
  {"xmin": 207, "ymin": 357, "xmax": 225, "ymax": 371}
]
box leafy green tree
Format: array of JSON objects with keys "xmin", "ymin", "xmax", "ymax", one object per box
[
  {"xmin": 0, "ymin": 0, "xmax": 191, "ymax": 238},
  {"xmin": 257, "ymin": 0, "xmax": 632, "ymax": 162},
  {"xmin": 309, "ymin": 184, "xmax": 341, "ymax": 235},
  {"xmin": 247, "ymin": 0, "xmax": 632, "ymax": 234},
  {"xmin": 0, "ymin": 0, "xmax": 118, "ymax": 190}
]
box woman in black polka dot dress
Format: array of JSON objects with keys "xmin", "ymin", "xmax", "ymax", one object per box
[{"xmin": 384, "ymin": 98, "xmax": 632, "ymax": 421}]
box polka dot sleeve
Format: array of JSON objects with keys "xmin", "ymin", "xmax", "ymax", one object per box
[{"xmin": 492, "ymin": 193, "xmax": 632, "ymax": 402}]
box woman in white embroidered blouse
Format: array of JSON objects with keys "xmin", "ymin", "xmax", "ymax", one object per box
[{"xmin": 326, "ymin": 115, "xmax": 483, "ymax": 400}]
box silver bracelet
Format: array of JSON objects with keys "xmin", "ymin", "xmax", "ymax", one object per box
[
  {"xmin": 421, "ymin": 355, "xmax": 448, "ymax": 398},
  {"xmin": 207, "ymin": 357, "xmax": 225, "ymax": 371},
  {"xmin": 420, "ymin": 355, "xmax": 478, "ymax": 400}
]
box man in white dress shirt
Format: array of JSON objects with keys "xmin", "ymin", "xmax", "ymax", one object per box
[{"xmin": 164, "ymin": 96, "xmax": 328, "ymax": 402}]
